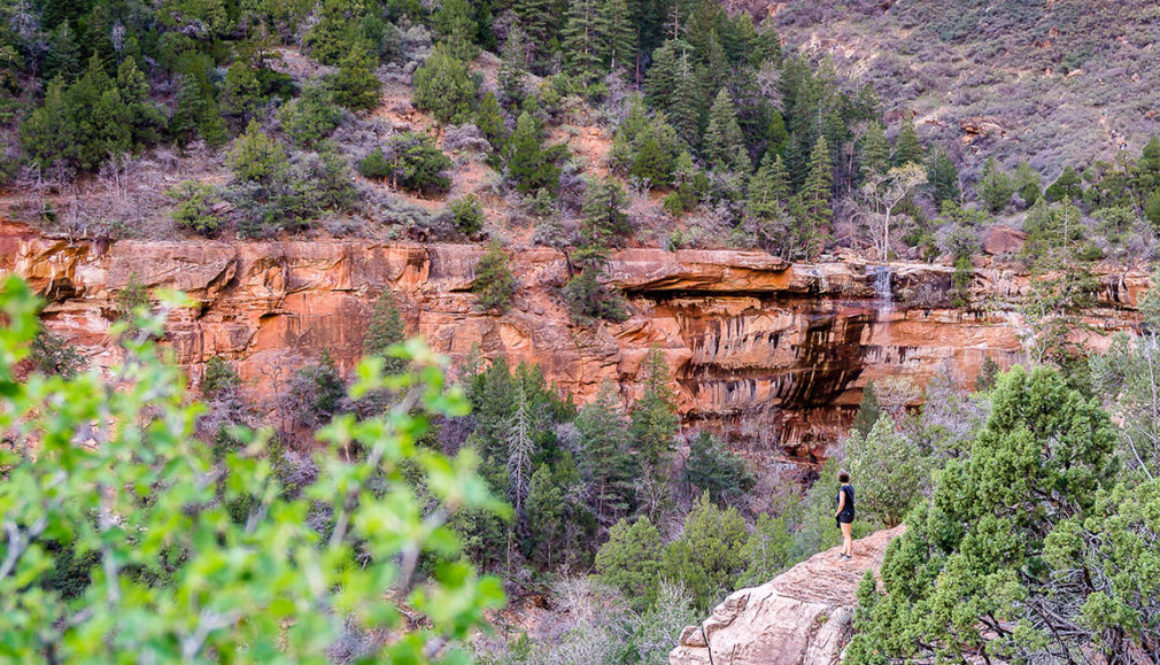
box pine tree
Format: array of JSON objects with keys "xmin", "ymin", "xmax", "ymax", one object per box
[
  {"xmin": 682, "ymin": 431, "xmax": 755, "ymax": 505},
  {"xmin": 979, "ymin": 157, "xmax": 1014, "ymax": 213},
  {"xmin": 473, "ymin": 240, "xmax": 517, "ymax": 313},
  {"xmin": 661, "ymin": 491, "xmax": 749, "ymax": 611},
  {"xmin": 892, "ymin": 119, "xmax": 923, "ymax": 166},
  {"xmin": 505, "ymin": 111, "xmax": 560, "ymax": 193},
  {"xmin": 432, "ymin": 0, "xmax": 479, "ymax": 60},
  {"xmin": 975, "ymin": 355, "xmax": 1001, "ymax": 392},
  {"xmin": 630, "ymin": 347, "xmax": 679, "ymax": 473},
  {"xmin": 172, "ymin": 74, "xmax": 228, "ymax": 147},
  {"xmin": 576, "ymin": 381, "xmax": 638, "ymax": 526},
  {"xmin": 476, "ymin": 92, "xmax": 508, "ymax": 152},
  {"xmin": 498, "ymin": 23, "xmax": 529, "ymax": 104},
  {"xmin": 20, "ymin": 77, "xmax": 77, "ymax": 169},
  {"xmin": 579, "ymin": 178, "xmax": 631, "ymax": 250},
  {"xmin": 845, "ymin": 414, "xmax": 924, "ymax": 527},
  {"xmin": 328, "ymin": 46, "xmax": 381, "ymax": 112},
  {"xmin": 643, "ymin": 40, "xmax": 679, "ymax": 111},
  {"xmin": 411, "ymin": 44, "xmax": 479, "ymax": 125},
  {"xmin": 303, "ymin": 0, "xmax": 368, "ymax": 65},
  {"xmin": 229, "ymin": 119, "xmax": 288, "ymax": 183},
  {"xmin": 220, "ymin": 61, "xmax": 263, "ymax": 129},
  {"xmin": 597, "ymin": 0, "xmax": 636, "ymax": 73},
  {"xmin": 747, "ymin": 152, "xmax": 790, "ymax": 221},
  {"xmin": 512, "ymin": 0, "xmax": 553, "ymax": 67},
  {"xmin": 794, "ymin": 135, "xmax": 833, "ymax": 255},
  {"xmin": 703, "ymin": 88, "xmax": 749, "ymax": 172},
  {"xmin": 44, "ymin": 22, "xmax": 81, "ymax": 82},
  {"xmin": 926, "ymin": 148, "xmax": 960, "ymax": 206},
  {"xmin": 860, "ymin": 121, "xmax": 890, "ymax": 180},
  {"xmin": 669, "ymin": 53, "xmax": 703, "ymax": 151},
  {"xmin": 1013, "ymin": 160, "xmax": 1042, "ymax": 207},
  {"xmin": 737, "ymin": 512, "xmax": 793, "ymax": 587},
  {"xmin": 1044, "ymin": 165, "xmax": 1083, "ymax": 202},
  {"xmin": 525, "ymin": 464, "xmax": 565, "ymax": 567},
  {"xmin": 595, "ymin": 516, "xmax": 664, "ymax": 611},
  {"xmin": 851, "ymin": 381, "xmax": 881, "ymax": 437},
  {"xmin": 562, "ymin": 0, "xmax": 603, "ymax": 83},
  {"xmin": 364, "ymin": 289, "xmax": 407, "ymax": 374}
]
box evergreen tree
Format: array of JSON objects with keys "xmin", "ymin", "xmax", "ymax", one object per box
[
  {"xmin": 476, "ymin": 91, "xmax": 508, "ymax": 152},
  {"xmin": 737, "ymin": 512, "xmax": 794, "ymax": 587},
  {"xmin": 891, "ymin": 119, "xmax": 923, "ymax": 166},
  {"xmin": 746, "ymin": 152, "xmax": 790, "ymax": 247},
  {"xmin": 562, "ymin": 0, "xmax": 602, "ymax": 83},
  {"xmin": 498, "ymin": 24, "xmax": 529, "ymax": 104},
  {"xmin": 661, "ymin": 491, "xmax": 749, "ymax": 611},
  {"xmin": 847, "ymin": 366, "xmax": 1118, "ymax": 663},
  {"xmin": 975, "ymin": 355, "xmax": 1001, "ymax": 392},
  {"xmin": 364, "ymin": 289, "xmax": 407, "ymax": 374},
  {"xmin": 859, "ymin": 121, "xmax": 890, "ymax": 179},
  {"xmin": 512, "ymin": 0, "xmax": 553, "ymax": 66},
  {"xmin": 412, "ymin": 44, "xmax": 479, "ymax": 125},
  {"xmin": 630, "ymin": 348, "xmax": 679, "ymax": 473},
  {"xmin": 172, "ymin": 73, "xmax": 229, "ymax": 147},
  {"xmin": 979, "ymin": 157, "xmax": 1014, "ymax": 213},
  {"xmin": 302, "ymin": 0, "xmax": 368, "ymax": 65},
  {"xmin": 845, "ymin": 414, "xmax": 925, "ymax": 527},
  {"xmin": 579, "ymin": 178, "xmax": 631, "ymax": 249},
  {"xmin": 703, "ymin": 88, "xmax": 749, "ymax": 172},
  {"xmin": 525, "ymin": 464, "xmax": 565, "ymax": 567},
  {"xmin": 926, "ymin": 147, "xmax": 960, "ymax": 206},
  {"xmin": 220, "ymin": 62, "xmax": 263, "ymax": 129},
  {"xmin": 229, "ymin": 119, "xmax": 288, "ymax": 183},
  {"xmin": 505, "ymin": 111, "xmax": 562, "ymax": 193},
  {"xmin": 597, "ymin": 0, "xmax": 636, "ymax": 73},
  {"xmin": 643, "ymin": 40, "xmax": 679, "ymax": 111},
  {"xmin": 669, "ymin": 53, "xmax": 703, "ymax": 151},
  {"xmin": 1045, "ymin": 165, "xmax": 1083, "ymax": 202},
  {"xmin": 682, "ymin": 431, "xmax": 755, "ymax": 505},
  {"xmin": 576, "ymin": 381, "xmax": 638, "ymax": 526},
  {"xmin": 851, "ymin": 381, "xmax": 881, "ymax": 437},
  {"xmin": 1013, "ymin": 159, "xmax": 1042, "ymax": 207},
  {"xmin": 432, "ymin": 0, "xmax": 480, "ymax": 61},
  {"xmin": 794, "ymin": 135, "xmax": 833, "ymax": 255},
  {"xmin": 595, "ymin": 516, "xmax": 664, "ymax": 611},
  {"xmin": 328, "ymin": 47, "xmax": 381, "ymax": 112},
  {"xmin": 43, "ymin": 22, "xmax": 81, "ymax": 82},
  {"xmin": 473, "ymin": 241, "xmax": 517, "ymax": 313},
  {"xmin": 20, "ymin": 77, "xmax": 77, "ymax": 169}
]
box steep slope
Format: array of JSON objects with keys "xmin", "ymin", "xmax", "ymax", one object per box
[
  {"xmin": 2, "ymin": 220, "xmax": 1147, "ymax": 454},
  {"xmin": 669, "ymin": 526, "xmax": 905, "ymax": 665},
  {"xmin": 760, "ymin": 0, "xmax": 1160, "ymax": 180}
]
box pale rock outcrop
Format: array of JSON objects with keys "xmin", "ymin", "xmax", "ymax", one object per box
[{"xmin": 670, "ymin": 526, "xmax": 905, "ymax": 665}]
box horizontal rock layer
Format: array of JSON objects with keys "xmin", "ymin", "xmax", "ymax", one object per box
[{"xmin": 0, "ymin": 221, "xmax": 1147, "ymax": 454}]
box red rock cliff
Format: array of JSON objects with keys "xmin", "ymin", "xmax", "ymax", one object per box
[{"xmin": 0, "ymin": 221, "xmax": 1147, "ymax": 454}]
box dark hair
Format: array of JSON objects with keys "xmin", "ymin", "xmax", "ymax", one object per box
[{"xmin": 838, "ymin": 471, "xmax": 850, "ymax": 483}]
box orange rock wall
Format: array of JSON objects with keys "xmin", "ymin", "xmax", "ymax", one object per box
[{"xmin": 1, "ymin": 221, "xmax": 1147, "ymax": 456}]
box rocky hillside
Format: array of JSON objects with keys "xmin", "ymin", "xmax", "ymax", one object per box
[
  {"xmin": 761, "ymin": 0, "xmax": 1160, "ymax": 181},
  {"xmin": 4, "ymin": 219, "xmax": 1146, "ymax": 455}
]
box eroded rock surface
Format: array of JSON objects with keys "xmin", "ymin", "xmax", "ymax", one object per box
[
  {"xmin": 670, "ymin": 526, "xmax": 905, "ymax": 665},
  {"xmin": 0, "ymin": 221, "xmax": 1147, "ymax": 452}
]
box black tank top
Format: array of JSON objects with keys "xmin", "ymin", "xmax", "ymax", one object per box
[{"xmin": 836, "ymin": 485, "xmax": 855, "ymax": 517}]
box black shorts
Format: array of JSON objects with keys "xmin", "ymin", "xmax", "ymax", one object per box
[{"xmin": 837, "ymin": 513, "xmax": 854, "ymax": 526}]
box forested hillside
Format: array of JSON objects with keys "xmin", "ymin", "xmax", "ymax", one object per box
[{"xmin": 2, "ymin": 0, "xmax": 1160, "ymax": 662}]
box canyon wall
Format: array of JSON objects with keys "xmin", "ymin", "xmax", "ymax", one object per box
[{"xmin": 1, "ymin": 220, "xmax": 1148, "ymax": 457}]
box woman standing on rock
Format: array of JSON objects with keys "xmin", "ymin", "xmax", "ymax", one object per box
[{"xmin": 835, "ymin": 471, "xmax": 855, "ymax": 559}]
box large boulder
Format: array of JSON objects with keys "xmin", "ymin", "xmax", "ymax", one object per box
[
  {"xmin": 669, "ymin": 526, "xmax": 905, "ymax": 665},
  {"xmin": 981, "ymin": 225, "xmax": 1027, "ymax": 255}
]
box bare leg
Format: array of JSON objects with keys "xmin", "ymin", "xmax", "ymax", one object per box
[{"xmin": 841, "ymin": 522, "xmax": 853, "ymax": 557}]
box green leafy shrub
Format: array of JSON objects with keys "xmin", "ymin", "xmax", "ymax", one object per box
[
  {"xmin": 167, "ymin": 180, "xmax": 221, "ymax": 236},
  {"xmin": 411, "ymin": 44, "xmax": 479, "ymax": 125},
  {"xmin": 563, "ymin": 269, "xmax": 629, "ymax": 324},
  {"xmin": 449, "ymin": 195, "xmax": 485, "ymax": 235},
  {"xmin": 277, "ymin": 83, "xmax": 343, "ymax": 147},
  {"xmin": 327, "ymin": 47, "xmax": 382, "ymax": 112},
  {"xmin": 29, "ymin": 330, "xmax": 85, "ymax": 378},
  {"xmin": 361, "ymin": 133, "xmax": 454, "ymax": 195}
]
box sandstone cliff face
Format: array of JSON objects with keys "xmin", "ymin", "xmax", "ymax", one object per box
[
  {"xmin": 669, "ymin": 526, "xmax": 905, "ymax": 665},
  {"xmin": 0, "ymin": 221, "xmax": 1147, "ymax": 453}
]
